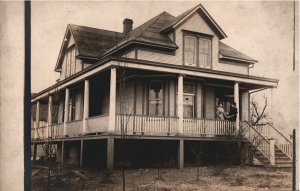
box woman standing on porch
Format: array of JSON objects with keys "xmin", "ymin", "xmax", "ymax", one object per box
[{"xmin": 216, "ymin": 102, "xmax": 225, "ymax": 120}]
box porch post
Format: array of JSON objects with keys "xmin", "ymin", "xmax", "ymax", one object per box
[
  {"xmin": 178, "ymin": 139, "xmax": 184, "ymax": 169},
  {"xmin": 269, "ymin": 138, "xmax": 275, "ymax": 166},
  {"xmin": 80, "ymin": 139, "xmax": 84, "ymax": 167},
  {"xmin": 234, "ymin": 82, "xmax": 240, "ymax": 133},
  {"xmin": 35, "ymin": 101, "xmax": 40, "ymax": 139},
  {"xmin": 107, "ymin": 136, "xmax": 114, "ymax": 170},
  {"xmin": 61, "ymin": 141, "xmax": 65, "ymax": 165},
  {"xmin": 108, "ymin": 68, "xmax": 116, "ymax": 132},
  {"xmin": 178, "ymin": 74, "xmax": 184, "ymax": 134},
  {"xmin": 33, "ymin": 143, "xmax": 37, "ymax": 162},
  {"xmin": 63, "ymin": 88, "xmax": 69, "ymax": 136},
  {"xmin": 47, "ymin": 95, "xmax": 52, "ymax": 138},
  {"xmin": 83, "ymin": 79, "xmax": 89, "ymax": 134}
]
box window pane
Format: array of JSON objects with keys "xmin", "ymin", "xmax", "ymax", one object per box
[
  {"xmin": 149, "ymin": 81, "xmax": 163, "ymax": 116},
  {"xmin": 184, "ymin": 36, "xmax": 196, "ymax": 66},
  {"xmin": 149, "ymin": 81, "xmax": 163, "ymax": 100},
  {"xmin": 183, "ymin": 84, "xmax": 195, "ymax": 94},
  {"xmin": 149, "ymin": 100, "xmax": 163, "ymax": 116},
  {"xmin": 199, "ymin": 39, "xmax": 211, "ymax": 67},
  {"xmin": 183, "ymin": 95, "xmax": 194, "ymax": 118}
]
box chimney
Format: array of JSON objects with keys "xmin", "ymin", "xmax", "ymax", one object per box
[{"xmin": 123, "ymin": 18, "xmax": 133, "ymax": 34}]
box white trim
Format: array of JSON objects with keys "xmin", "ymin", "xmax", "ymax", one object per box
[
  {"xmin": 219, "ymin": 54, "xmax": 258, "ymax": 64},
  {"xmin": 172, "ymin": 4, "xmax": 227, "ymax": 39}
]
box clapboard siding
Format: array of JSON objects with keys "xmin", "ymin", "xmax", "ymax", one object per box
[
  {"xmin": 122, "ymin": 50, "xmax": 136, "ymax": 59},
  {"xmin": 137, "ymin": 50, "xmax": 180, "ymax": 65},
  {"xmin": 205, "ymin": 86, "xmax": 215, "ymax": 119},
  {"xmin": 115, "ymin": 80, "xmax": 135, "ymax": 114},
  {"xmin": 214, "ymin": 60, "xmax": 249, "ymax": 75},
  {"xmin": 196, "ymin": 82, "xmax": 203, "ymax": 118},
  {"xmin": 241, "ymin": 91, "xmax": 249, "ymax": 121}
]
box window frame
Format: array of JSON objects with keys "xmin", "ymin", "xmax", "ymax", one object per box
[
  {"xmin": 64, "ymin": 45, "xmax": 76, "ymax": 79},
  {"xmin": 183, "ymin": 31, "xmax": 212, "ymax": 69},
  {"xmin": 183, "ymin": 36, "xmax": 197, "ymax": 67},
  {"xmin": 148, "ymin": 80, "xmax": 164, "ymax": 116},
  {"xmin": 176, "ymin": 82, "xmax": 196, "ymax": 118}
]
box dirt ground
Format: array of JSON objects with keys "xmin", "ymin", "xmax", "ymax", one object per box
[{"xmin": 31, "ymin": 166, "xmax": 292, "ymax": 191}]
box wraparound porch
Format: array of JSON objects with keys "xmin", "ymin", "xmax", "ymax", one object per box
[{"xmin": 31, "ymin": 114, "xmax": 236, "ymax": 140}]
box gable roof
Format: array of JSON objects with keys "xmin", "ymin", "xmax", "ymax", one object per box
[
  {"xmin": 55, "ymin": 4, "xmax": 257, "ymax": 71},
  {"xmin": 55, "ymin": 24, "xmax": 125, "ymax": 71},
  {"xmin": 160, "ymin": 4, "xmax": 227, "ymax": 39},
  {"xmin": 69, "ymin": 24, "xmax": 125, "ymax": 58},
  {"xmin": 219, "ymin": 42, "xmax": 258, "ymax": 63}
]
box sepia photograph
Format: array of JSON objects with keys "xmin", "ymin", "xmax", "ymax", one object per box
[{"xmin": 0, "ymin": 1, "xmax": 299, "ymax": 190}]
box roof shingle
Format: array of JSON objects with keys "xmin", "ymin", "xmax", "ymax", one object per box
[
  {"xmin": 219, "ymin": 42, "xmax": 257, "ymax": 62},
  {"xmin": 69, "ymin": 24, "xmax": 125, "ymax": 58}
]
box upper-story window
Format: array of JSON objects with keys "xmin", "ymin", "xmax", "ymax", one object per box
[
  {"xmin": 184, "ymin": 33, "xmax": 212, "ymax": 68},
  {"xmin": 65, "ymin": 45, "xmax": 76, "ymax": 78}
]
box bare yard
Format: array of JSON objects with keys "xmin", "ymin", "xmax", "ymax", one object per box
[{"xmin": 31, "ymin": 166, "xmax": 292, "ymax": 191}]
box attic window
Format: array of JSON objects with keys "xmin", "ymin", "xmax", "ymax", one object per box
[
  {"xmin": 65, "ymin": 45, "xmax": 76, "ymax": 78},
  {"xmin": 184, "ymin": 34, "xmax": 212, "ymax": 68}
]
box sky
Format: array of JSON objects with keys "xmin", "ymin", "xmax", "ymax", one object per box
[{"xmin": 31, "ymin": 1, "xmax": 298, "ymax": 132}]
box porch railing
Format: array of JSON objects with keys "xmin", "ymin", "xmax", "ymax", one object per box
[
  {"xmin": 65, "ymin": 120, "xmax": 82, "ymax": 137},
  {"xmin": 253, "ymin": 123, "xmax": 293, "ymax": 159},
  {"xmin": 116, "ymin": 114, "xmax": 179, "ymax": 134},
  {"xmin": 242, "ymin": 122, "xmax": 271, "ymax": 161},
  {"xmin": 51, "ymin": 123, "xmax": 64, "ymax": 138},
  {"xmin": 86, "ymin": 115, "xmax": 109, "ymax": 133},
  {"xmin": 36, "ymin": 125, "xmax": 47, "ymax": 140},
  {"xmin": 183, "ymin": 118, "xmax": 236, "ymax": 136}
]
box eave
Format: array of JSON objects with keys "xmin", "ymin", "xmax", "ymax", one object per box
[
  {"xmin": 32, "ymin": 57, "xmax": 278, "ymax": 102},
  {"xmin": 160, "ymin": 4, "xmax": 227, "ymax": 40},
  {"xmin": 219, "ymin": 54, "xmax": 258, "ymax": 64}
]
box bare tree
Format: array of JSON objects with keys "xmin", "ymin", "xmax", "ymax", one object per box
[
  {"xmin": 118, "ymin": 66, "xmax": 134, "ymax": 191},
  {"xmin": 250, "ymin": 95, "xmax": 269, "ymax": 125},
  {"xmin": 191, "ymin": 143, "xmax": 204, "ymax": 181}
]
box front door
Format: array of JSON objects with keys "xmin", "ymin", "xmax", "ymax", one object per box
[{"xmin": 183, "ymin": 95, "xmax": 194, "ymax": 118}]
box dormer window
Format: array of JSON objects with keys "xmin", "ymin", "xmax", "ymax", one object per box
[
  {"xmin": 184, "ymin": 33, "xmax": 212, "ymax": 68},
  {"xmin": 65, "ymin": 45, "xmax": 76, "ymax": 78}
]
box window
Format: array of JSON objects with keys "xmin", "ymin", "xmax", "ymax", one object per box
[
  {"xmin": 199, "ymin": 39, "xmax": 211, "ymax": 67},
  {"xmin": 149, "ymin": 81, "xmax": 163, "ymax": 116},
  {"xmin": 68, "ymin": 95, "xmax": 76, "ymax": 121},
  {"xmin": 65, "ymin": 46, "xmax": 77, "ymax": 78},
  {"xmin": 184, "ymin": 36, "xmax": 196, "ymax": 66},
  {"xmin": 184, "ymin": 34, "xmax": 212, "ymax": 68},
  {"xmin": 183, "ymin": 83, "xmax": 195, "ymax": 118},
  {"xmin": 176, "ymin": 83, "xmax": 196, "ymax": 118}
]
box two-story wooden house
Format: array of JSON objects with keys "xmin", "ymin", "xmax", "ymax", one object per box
[{"xmin": 31, "ymin": 4, "xmax": 293, "ymax": 169}]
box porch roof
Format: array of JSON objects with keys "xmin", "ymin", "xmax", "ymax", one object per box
[{"xmin": 32, "ymin": 57, "xmax": 278, "ymax": 102}]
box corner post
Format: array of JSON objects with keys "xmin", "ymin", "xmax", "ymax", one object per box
[
  {"xmin": 108, "ymin": 68, "xmax": 116, "ymax": 132},
  {"xmin": 269, "ymin": 138, "xmax": 275, "ymax": 166},
  {"xmin": 178, "ymin": 139, "xmax": 184, "ymax": 169},
  {"xmin": 33, "ymin": 143, "xmax": 37, "ymax": 162},
  {"xmin": 63, "ymin": 88, "xmax": 69, "ymax": 136},
  {"xmin": 234, "ymin": 81, "xmax": 240, "ymax": 133},
  {"xmin": 80, "ymin": 140, "xmax": 84, "ymax": 167},
  {"xmin": 47, "ymin": 95, "xmax": 52, "ymax": 138},
  {"xmin": 35, "ymin": 101, "xmax": 40, "ymax": 139},
  {"xmin": 107, "ymin": 136, "xmax": 114, "ymax": 170},
  {"xmin": 61, "ymin": 141, "xmax": 65, "ymax": 165},
  {"xmin": 177, "ymin": 74, "xmax": 184, "ymax": 134},
  {"xmin": 83, "ymin": 79, "xmax": 89, "ymax": 134}
]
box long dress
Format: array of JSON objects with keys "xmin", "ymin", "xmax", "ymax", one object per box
[{"xmin": 216, "ymin": 107, "xmax": 225, "ymax": 120}]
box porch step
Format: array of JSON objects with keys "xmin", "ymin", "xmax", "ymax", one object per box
[{"xmin": 251, "ymin": 147, "xmax": 292, "ymax": 166}]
